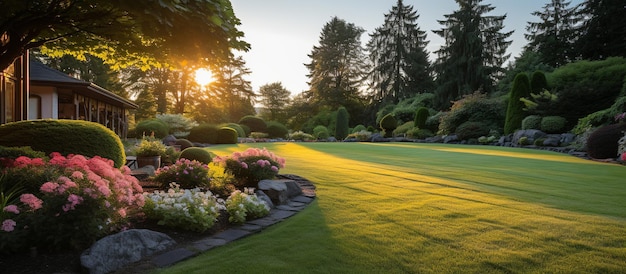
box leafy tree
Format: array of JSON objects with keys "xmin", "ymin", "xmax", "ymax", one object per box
[
  {"xmin": 525, "ymin": 0, "xmax": 581, "ymax": 67},
  {"xmin": 305, "ymin": 17, "xmax": 368, "ymax": 112},
  {"xmin": 433, "ymin": 0, "xmax": 513, "ymax": 109},
  {"xmin": 0, "ymin": 0, "xmax": 249, "ymax": 72},
  {"xmin": 258, "ymin": 82, "xmax": 291, "ymax": 124},
  {"xmin": 575, "ymin": 0, "xmax": 626, "ymax": 60},
  {"xmin": 367, "ymin": 0, "xmax": 433, "ymax": 105},
  {"xmin": 504, "ymin": 73, "xmax": 531, "ymax": 134}
]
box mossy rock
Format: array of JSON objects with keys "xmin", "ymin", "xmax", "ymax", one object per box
[{"xmin": 0, "ymin": 120, "xmax": 125, "ymax": 167}]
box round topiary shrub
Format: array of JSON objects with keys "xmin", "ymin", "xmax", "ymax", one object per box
[
  {"xmin": 380, "ymin": 113, "xmax": 397, "ymax": 137},
  {"xmin": 407, "ymin": 128, "xmax": 434, "ymax": 139},
  {"xmin": 414, "ymin": 107, "xmax": 430, "ymax": 129},
  {"xmin": 455, "ymin": 121, "xmax": 490, "ymax": 141},
  {"xmin": 530, "ymin": 70, "xmax": 549, "ymax": 94},
  {"xmin": 540, "ymin": 116, "xmax": 567, "ymax": 134},
  {"xmin": 352, "ymin": 124, "xmax": 366, "ymax": 133},
  {"xmin": 187, "ymin": 124, "xmax": 218, "ymax": 144},
  {"xmin": 221, "ymin": 123, "xmax": 246, "ymax": 138},
  {"xmin": 134, "ymin": 119, "xmax": 170, "ymax": 138},
  {"xmin": 313, "ymin": 125, "xmax": 330, "ymax": 140},
  {"xmin": 238, "ymin": 115, "xmax": 267, "ymax": 133},
  {"xmin": 587, "ymin": 123, "xmax": 626, "ymax": 159},
  {"xmin": 179, "ymin": 147, "xmax": 213, "ymax": 164},
  {"xmin": 0, "ymin": 120, "xmax": 126, "ymax": 167},
  {"xmin": 266, "ymin": 121, "xmax": 288, "ymax": 139},
  {"xmin": 174, "ymin": 138, "xmax": 194, "ymax": 150},
  {"xmin": 522, "ymin": 115, "xmax": 542, "ymax": 130},
  {"xmin": 216, "ymin": 127, "xmax": 238, "ymax": 144}
]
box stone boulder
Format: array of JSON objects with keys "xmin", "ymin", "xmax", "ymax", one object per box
[
  {"xmin": 443, "ymin": 134, "xmax": 459, "ymax": 143},
  {"xmin": 81, "ymin": 229, "xmax": 176, "ymax": 274},
  {"xmin": 512, "ymin": 129, "xmax": 547, "ymax": 146},
  {"xmin": 258, "ymin": 179, "xmax": 302, "ymax": 205},
  {"xmin": 255, "ymin": 189, "xmax": 275, "ymax": 209}
]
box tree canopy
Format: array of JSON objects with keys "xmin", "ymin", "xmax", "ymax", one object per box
[{"xmin": 0, "ymin": 0, "xmax": 249, "ymax": 71}]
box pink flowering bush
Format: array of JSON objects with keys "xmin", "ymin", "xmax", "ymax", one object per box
[
  {"xmin": 153, "ymin": 158, "xmax": 210, "ymax": 189},
  {"xmin": 0, "ymin": 153, "xmax": 144, "ymax": 252},
  {"xmin": 214, "ymin": 148, "xmax": 286, "ymax": 188}
]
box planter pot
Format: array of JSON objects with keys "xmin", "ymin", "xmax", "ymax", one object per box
[{"xmin": 136, "ymin": 156, "xmax": 161, "ymax": 168}]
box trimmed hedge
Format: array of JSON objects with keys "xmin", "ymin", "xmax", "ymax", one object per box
[
  {"xmin": 216, "ymin": 127, "xmax": 238, "ymax": 144},
  {"xmin": 380, "ymin": 113, "xmax": 397, "ymax": 137},
  {"xmin": 540, "ymin": 116, "xmax": 567, "ymax": 133},
  {"xmin": 0, "ymin": 120, "xmax": 125, "ymax": 167},
  {"xmin": 174, "ymin": 138, "xmax": 194, "ymax": 150},
  {"xmin": 187, "ymin": 124, "xmax": 218, "ymax": 144},
  {"xmin": 455, "ymin": 121, "xmax": 490, "ymax": 141},
  {"xmin": 221, "ymin": 123, "xmax": 246, "ymax": 138},
  {"xmin": 179, "ymin": 147, "xmax": 213, "ymax": 164},
  {"xmin": 313, "ymin": 125, "xmax": 330, "ymax": 140},
  {"xmin": 522, "ymin": 115, "xmax": 542, "ymax": 130},
  {"xmin": 238, "ymin": 116, "xmax": 267, "ymax": 133},
  {"xmin": 134, "ymin": 119, "xmax": 170, "ymax": 138},
  {"xmin": 266, "ymin": 121, "xmax": 288, "ymax": 139},
  {"xmin": 414, "ymin": 107, "xmax": 430, "ymax": 129}
]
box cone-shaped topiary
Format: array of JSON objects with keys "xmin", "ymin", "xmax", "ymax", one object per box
[
  {"xmin": 179, "ymin": 147, "xmax": 213, "ymax": 164},
  {"xmin": 380, "ymin": 113, "xmax": 397, "ymax": 137},
  {"xmin": 530, "ymin": 71, "xmax": 549, "ymax": 94},
  {"xmin": 335, "ymin": 107, "xmax": 350, "ymax": 140},
  {"xmin": 505, "ymin": 73, "xmax": 531, "ymax": 134},
  {"xmin": 414, "ymin": 107, "xmax": 430, "ymax": 129},
  {"xmin": 0, "ymin": 120, "xmax": 126, "ymax": 167}
]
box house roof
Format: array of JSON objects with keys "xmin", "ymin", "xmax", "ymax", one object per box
[{"xmin": 29, "ymin": 60, "xmax": 138, "ymax": 109}]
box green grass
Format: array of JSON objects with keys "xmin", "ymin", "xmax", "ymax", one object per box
[{"xmin": 159, "ymin": 142, "xmax": 626, "ymax": 273}]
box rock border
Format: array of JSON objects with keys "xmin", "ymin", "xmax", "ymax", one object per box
[{"xmin": 114, "ymin": 174, "xmax": 316, "ymax": 273}]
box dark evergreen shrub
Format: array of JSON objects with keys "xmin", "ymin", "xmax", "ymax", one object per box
[
  {"xmin": 414, "ymin": 107, "xmax": 430, "ymax": 129},
  {"xmin": 530, "ymin": 71, "xmax": 549, "ymax": 94},
  {"xmin": 174, "ymin": 138, "xmax": 194, "ymax": 150},
  {"xmin": 266, "ymin": 121, "xmax": 288, "ymax": 139},
  {"xmin": 335, "ymin": 107, "xmax": 349, "ymax": 140},
  {"xmin": 367, "ymin": 125, "xmax": 376, "ymax": 132},
  {"xmin": 313, "ymin": 125, "xmax": 329, "ymax": 140},
  {"xmin": 522, "ymin": 115, "xmax": 542, "ymax": 130},
  {"xmin": 0, "ymin": 120, "xmax": 126, "ymax": 167},
  {"xmin": 238, "ymin": 115, "xmax": 267, "ymax": 133},
  {"xmin": 134, "ymin": 119, "xmax": 170, "ymax": 138},
  {"xmin": 352, "ymin": 124, "xmax": 367, "ymax": 133},
  {"xmin": 187, "ymin": 124, "xmax": 218, "ymax": 144},
  {"xmin": 216, "ymin": 127, "xmax": 238, "ymax": 144},
  {"xmin": 455, "ymin": 121, "xmax": 490, "ymax": 140},
  {"xmin": 380, "ymin": 113, "xmax": 397, "ymax": 137},
  {"xmin": 179, "ymin": 147, "xmax": 213, "ymax": 164},
  {"xmin": 587, "ymin": 123, "xmax": 626, "ymax": 159},
  {"xmin": 504, "ymin": 73, "xmax": 531, "ymax": 134},
  {"xmin": 540, "ymin": 116, "xmax": 567, "ymax": 133}
]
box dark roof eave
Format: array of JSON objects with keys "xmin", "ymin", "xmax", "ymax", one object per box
[{"xmin": 31, "ymin": 80, "xmax": 138, "ymax": 109}]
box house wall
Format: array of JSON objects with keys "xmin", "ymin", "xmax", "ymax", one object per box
[{"xmin": 30, "ymin": 85, "xmax": 57, "ymax": 119}]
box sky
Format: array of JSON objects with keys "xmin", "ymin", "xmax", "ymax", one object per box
[{"xmin": 229, "ymin": 0, "xmax": 583, "ymax": 96}]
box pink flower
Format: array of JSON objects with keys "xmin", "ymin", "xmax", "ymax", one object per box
[
  {"xmin": 240, "ymin": 162, "xmax": 248, "ymax": 169},
  {"xmin": 1, "ymin": 219, "xmax": 16, "ymax": 232},
  {"xmin": 62, "ymin": 194, "xmax": 83, "ymax": 211},
  {"xmin": 3, "ymin": 205, "xmax": 19, "ymax": 214},
  {"xmin": 40, "ymin": 182, "xmax": 59, "ymax": 193},
  {"xmin": 98, "ymin": 186, "xmax": 112, "ymax": 197},
  {"xmin": 271, "ymin": 166, "xmax": 279, "ymax": 172},
  {"xmin": 621, "ymin": 153, "xmax": 626, "ymax": 162},
  {"xmin": 71, "ymin": 171, "xmax": 84, "ymax": 180},
  {"xmin": 118, "ymin": 208, "xmax": 127, "ymax": 218},
  {"xmin": 20, "ymin": 194, "xmax": 43, "ymax": 211},
  {"xmin": 256, "ymin": 159, "xmax": 266, "ymax": 167}
]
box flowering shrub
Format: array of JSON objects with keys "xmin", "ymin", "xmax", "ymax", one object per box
[
  {"xmin": 143, "ymin": 183, "xmax": 224, "ymax": 232},
  {"xmin": 288, "ymin": 131, "xmax": 315, "ymax": 141},
  {"xmin": 214, "ymin": 148, "xmax": 286, "ymax": 188},
  {"xmin": 153, "ymin": 158, "xmax": 210, "ymax": 189},
  {"xmin": 0, "ymin": 153, "xmax": 144, "ymax": 252},
  {"xmin": 225, "ymin": 188, "xmax": 270, "ymax": 224}
]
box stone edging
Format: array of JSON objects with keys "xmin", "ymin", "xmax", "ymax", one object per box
[{"xmin": 116, "ymin": 175, "xmax": 316, "ymax": 273}]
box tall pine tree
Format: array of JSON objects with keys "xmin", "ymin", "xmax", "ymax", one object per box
[
  {"xmin": 367, "ymin": 0, "xmax": 433, "ymax": 105},
  {"xmin": 525, "ymin": 0, "xmax": 581, "ymax": 67},
  {"xmin": 433, "ymin": 0, "xmax": 512, "ymax": 109},
  {"xmin": 576, "ymin": 0, "xmax": 626, "ymax": 60},
  {"xmin": 305, "ymin": 17, "xmax": 368, "ymax": 111}
]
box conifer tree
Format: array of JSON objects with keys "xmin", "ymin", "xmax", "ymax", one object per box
[
  {"xmin": 576, "ymin": 0, "xmax": 626, "ymax": 60},
  {"xmin": 504, "ymin": 73, "xmax": 531, "ymax": 134}
]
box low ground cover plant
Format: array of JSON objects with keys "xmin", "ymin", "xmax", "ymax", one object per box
[{"xmin": 225, "ymin": 188, "xmax": 270, "ymax": 224}]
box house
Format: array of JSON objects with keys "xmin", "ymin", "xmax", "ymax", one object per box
[{"xmin": 0, "ymin": 54, "xmax": 137, "ymax": 138}]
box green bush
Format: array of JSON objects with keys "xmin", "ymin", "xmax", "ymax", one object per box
[
  {"xmin": 505, "ymin": 73, "xmax": 531, "ymax": 134},
  {"xmin": 380, "ymin": 114, "xmax": 397, "ymax": 137},
  {"xmin": 174, "ymin": 138, "xmax": 194, "ymax": 150},
  {"xmin": 573, "ymin": 78, "xmax": 626, "ymax": 134},
  {"xmin": 134, "ymin": 119, "xmax": 170, "ymax": 138},
  {"xmin": 530, "ymin": 71, "xmax": 549, "ymax": 94},
  {"xmin": 288, "ymin": 131, "xmax": 315, "ymax": 141},
  {"xmin": 540, "ymin": 116, "xmax": 567, "ymax": 133},
  {"xmin": 220, "ymin": 123, "xmax": 246, "ymax": 138},
  {"xmin": 179, "ymin": 147, "xmax": 213, "ymax": 164},
  {"xmin": 238, "ymin": 116, "xmax": 267, "ymax": 133},
  {"xmin": 439, "ymin": 92, "xmax": 505, "ymax": 135},
  {"xmin": 534, "ymin": 138, "xmax": 546, "ymax": 146},
  {"xmin": 352, "ymin": 124, "xmax": 366, "ymax": 133},
  {"xmin": 425, "ymin": 112, "xmax": 443, "ymax": 132},
  {"xmin": 0, "ymin": 120, "xmax": 125, "ymax": 168},
  {"xmin": 216, "ymin": 127, "xmax": 238, "ymax": 144},
  {"xmin": 414, "ymin": 107, "xmax": 430, "ymax": 129},
  {"xmin": 393, "ymin": 122, "xmax": 415, "ymax": 136},
  {"xmin": 313, "ymin": 125, "xmax": 330, "ymax": 140},
  {"xmin": 455, "ymin": 121, "xmax": 491, "ymax": 141},
  {"xmin": 265, "ymin": 121, "xmax": 288, "ymax": 139},
  {"xmin": 335, "ymin": 107, "xmax": 350, "ymax": 140},
  {"xmin": 156, "ymin": 113, "xmax": 198, "ymax": 137},
  {"xmin": 522, "ymin": 115, "xmax": 542, "ymax": 130},
  {"xmin": 187, "ymin": 124, "xmax": 218, "ymax": 144},
  {"xmin": 407, "ymin": 128, "xmax": 434, "ymax": 139},
  {"xmin": 239, "ymin": 124, "xmax": 251, "ymax": 137},
  {"xmin": 0, "ymin": 146, "xmax": 47, "ymax": 162}
]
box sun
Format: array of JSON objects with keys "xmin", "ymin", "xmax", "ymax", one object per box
[{"xmin": 194, "ymin": 68, "xmax": 214, "ymax": 86}]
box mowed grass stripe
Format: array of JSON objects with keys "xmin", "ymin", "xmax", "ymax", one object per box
[{"xmin": 160, "ymin": 142, "xmax": 626, "ymax": 273}]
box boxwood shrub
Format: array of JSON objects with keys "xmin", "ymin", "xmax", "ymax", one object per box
[
  {"xmin": 540, "ymin": 116, "xmax": 567, "ymax": 133},
  {"xmin": 216, "ymin": 127, "xmax": 238, "ymax": 144},
  {"xmin": 134, "ymin": 119, "xmax": 170, "ymax": 138},
  {"xmin": 0, "ymin": 120, "xmax": 125, "ymax": 167},
  {"xmin": 187, "ymin": 124, "xmax": 219, "ymax": 144},
  {"xmin": 522, "ymin": 115, "xmax": 542, "ymax": 130}
]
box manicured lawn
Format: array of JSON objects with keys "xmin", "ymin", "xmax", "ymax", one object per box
[{"xmin": 160, "ymin": 142, "xmax": 626, "ymax": 273}]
